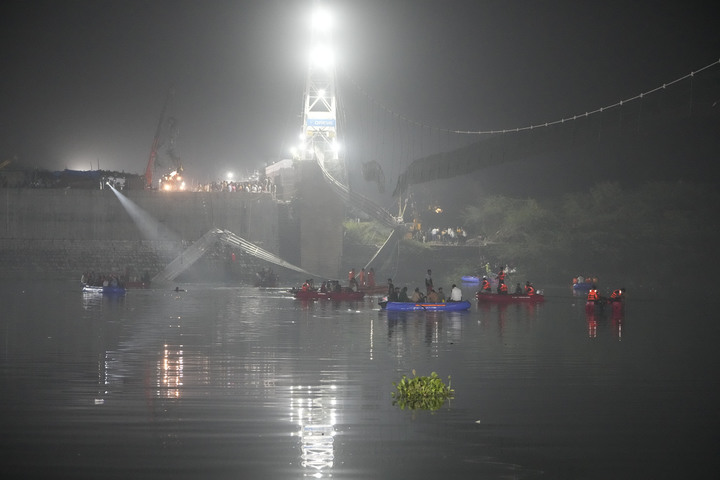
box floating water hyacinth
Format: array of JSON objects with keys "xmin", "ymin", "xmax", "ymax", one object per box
[{"xmin": 392, "ymin": 370, "xmax": 454, "ymax": 411}]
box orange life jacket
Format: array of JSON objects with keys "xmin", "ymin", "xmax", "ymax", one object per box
[
  {"xmin": 525, "ymin": 285, "xmax": 535, "ymax": 295},
  {"xmin": 587, "ymin": 289, "xmax": 599, "ymax": 301},
  {"xmin": 499, "ymin": 283, "xmax": 508, "ymax": 293}
]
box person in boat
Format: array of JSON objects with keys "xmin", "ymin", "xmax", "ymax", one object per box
[
  {"xmin": 449, "ymin": 284, "xmax": 463, "ymax": 301},
  {"xmin": 301, "ymin": 279, "xmax": 312, "ymax": 292},
  {"xmin": 587, "ymin": 285, "xmax": 602, "ymax": 303},
  {"xmin": 609, "ymin": 288, "xmax": 625, "ymax": 302},
  {"xmin": 348, "ymin": 268, "xmax": 356, "ymax": 284},
  {"xmin": 525, "ymin": 281, "xmax": 536, "ymax": 295},
  {"xmin": 367, "ymin": 268, "xmax": 376, "ymax": 288},
  {"xmin": 388, "ymin": 287, "xmax": 400, "ymax": 302},
  {"xmin": 387, "ymin": 278, "xmax": 395, "ymax": 298},
  {"xmin": 358, "ymin": 268, "xmax": 366, "ymax": 288},
  {"xmin": 514, "ymin": 283, "xmax": 522, "ymax": 294},
  {"xmin": 425, "ymin": 269, "xmax": 433, "ymax": 295},
  {"xmin": 436, "ymin": 287, "xmax": 446, "ymax": 302},
  {"xmin": 497, "ymin": 267, "xmax": 506, "ymax": 284},
  {"xmin": 398, "ymin": 286, "xmax": 411, "ymax": 302},
  {"xmin": 411, "ymin": 287, "xmax": 426, "ymax": 303},
  {"xmin": 426, "ymin": 288, "xmax": 439, "ymax": 302},
  {"xmin": 481, "ymin": 276, "xmax": 492, "ymax": 293},
  {"xmin": 349, "ymin": 277, "xmax": 359, "ymax": 292},
  {"xmin": 497, "ymin": 281, "xmax": 508, "ymax": 295}
]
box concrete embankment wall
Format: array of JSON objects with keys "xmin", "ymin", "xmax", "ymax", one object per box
[{"xmin": 0, "ymin": 188, "xmax": 280, "ymax": 280}]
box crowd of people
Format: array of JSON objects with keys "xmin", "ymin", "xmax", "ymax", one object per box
[
  {"xmin": 193, "ymin": 178, "xmax": 274, "ymax": 194},
  {"xmin": 477, "ymin": 266, "xmax": 538, "ymax": 296},
  {"xmin": 81, "ymin": 271, "xmax": 124, "ymax": 287},
  {"xmin": 573, "ymin": 275, "xmax": 599, "ymax": 286},
  {"xmin": 295, "ymin": 267, "xmax": 378, "ymax": 294},
  {"xmin": 81, "ymin": 270, "xmax": 151, "ymax": 287},
  {"xmin": 385, "ymin": 269, "xmax": 464, "ymax": 303},
  {"xmin": 346, "ymin": 267, "xmax": 377, "ymax": 290},
  {"xmin": 412, "ymin": 227, "xmax": 469, "ymax": 244},
  {"xmin": 297, "ymin": 265, "xmax": 549, "ymax": 304}
]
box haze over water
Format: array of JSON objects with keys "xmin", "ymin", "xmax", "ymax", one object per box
[{"xmin": 1, "ymin": 279, "xmax": 718, "ymax": 479}]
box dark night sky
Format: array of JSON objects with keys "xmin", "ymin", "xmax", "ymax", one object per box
[{"xmin": 1, "ymin": 0, "xmax": 718, "ymax": 188}]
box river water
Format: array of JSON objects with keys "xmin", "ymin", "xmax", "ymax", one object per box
[{"xmin": 1, "ymin": 279, "xmax": 718, "ymax": 479}]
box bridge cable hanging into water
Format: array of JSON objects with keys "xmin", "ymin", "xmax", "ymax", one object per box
[
  {"xmin": 314, "ymin": 150, "xmax": 404, "ymax": 274},
  {"xmin": 151, "ymin": 228, "xmax": 326, "ymax": 283}
]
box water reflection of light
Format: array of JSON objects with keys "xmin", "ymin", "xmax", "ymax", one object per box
[
  {"xmin": 290, "ymin": 384, "xmax": 337, "ymax": 477},
  {"xmin": 587, "ymin": 317, "xmax": 597, "ymax": 338},
  {"xmin": 82, "ymin": 291, "xmax": 103, "ymax": 310},
  {"xmin": 158, "ymin": 344, "xmax": 184, "ymax": 398},
  {"xmin": 369, "ymin": 316, "xmax": 374, "ymax": 361}
]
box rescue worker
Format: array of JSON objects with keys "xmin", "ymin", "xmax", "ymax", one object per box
[
  {"xmin": 497, "ymin": 267, "xmax": 506, "ymax": 284},
  {"xmin": 610, "ymin": 288, "xmax": 625, "ymax": 302},
  {"xmin": 525, "ymin": 281, "xmax": 536, "ymax": 295},
  {"xmin": 367, "ymin": 268, "xmax": 376, "ymax": 288},
  {"xmin": 497, "ymin": 281, "xmax": 508, "ymax": 295},
  {"xmin": 481, "ymin": 276, "xmax": 492, "ymax": 293},
  {"xmin": 587, "ymin": 285, "xmax": 600, "ymax": 302}
]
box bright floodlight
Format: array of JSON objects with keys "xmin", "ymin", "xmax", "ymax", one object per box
[
  {"xmin": 311, "ymin": 8, "xmax": 333, "ymax": 33},
  {"xmin": 310, "ymin": 45, "xmax": 334, "ymax": 69}
]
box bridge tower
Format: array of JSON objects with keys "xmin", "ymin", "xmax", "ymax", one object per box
[
  {"xmin": 299, "ymin": 4, "xmax": 346, "ymax": 183},
  {"xmin": 287, "ymin": 3, "xmax": 346, "ymax": 279}
]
